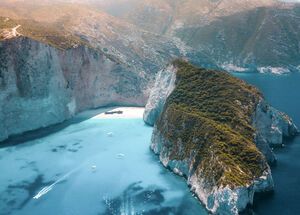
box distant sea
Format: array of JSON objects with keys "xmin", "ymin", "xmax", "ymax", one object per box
[{"xmin": 234, "ymin": 72, "xmax": 300, "ymax": 215}]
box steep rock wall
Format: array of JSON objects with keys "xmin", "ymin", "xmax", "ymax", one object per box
[
  {"xmin": 0, "ymin": 37, "xmax": 147, "ymax": 142},
  {"xmin": 143, "ymin": 64, "xmax": 177, "ymax": 126},
  {"xmin": 144, "ymin": 62, "xmax": 299, "ymax": 214}
]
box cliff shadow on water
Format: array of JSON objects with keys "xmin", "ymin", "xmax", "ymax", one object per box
[{"xmin": 0, "ymin": 106, "xmax": 138, "ymax": 148}]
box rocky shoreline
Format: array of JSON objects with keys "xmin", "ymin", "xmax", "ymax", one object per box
[{"xmin": 144, "ymin": 61, "xmax": 299, "ymax": 214}]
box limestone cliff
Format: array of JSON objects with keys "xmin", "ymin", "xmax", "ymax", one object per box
[
  {"xmin": 143, "ymin": 64, "xmax": 177, "ymax": 126},
  {"xmin": 144, "ymin": 60, "xmax": 299, "ymax": 214},
  {"xmin": 0, "ymin": 37, "xmax": 147, "ymax": 142},
  {"xmin": 254, "ymin": 101, "xmax": 299, "ymax": 163}
]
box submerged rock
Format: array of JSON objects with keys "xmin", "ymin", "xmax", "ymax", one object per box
[{"xmin": 144, "ymin": 60, "xmax": 299, "ymax": 214}]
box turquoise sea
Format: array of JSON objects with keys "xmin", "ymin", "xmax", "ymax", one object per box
[
  {"xmin": 0, "ymin": 110, "xmax": 207, "ymax": 215},
  {"xmin": 0, "ymin": 72, "xmax": 299, "ymax": 215}
]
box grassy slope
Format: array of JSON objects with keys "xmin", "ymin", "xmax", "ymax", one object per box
[
  {"xmin": 0, "ymin": 16, "xmax": 86, "ymax": 50},
  {"xmin": 157, "ymin": 60, "xmax": 268, "ymax": 188}
]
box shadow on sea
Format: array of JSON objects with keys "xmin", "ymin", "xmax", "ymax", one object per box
[
  {"xmin": 0, "ymin": 105, "xmax": 140, "ymax": 148},
  {"xmin": 100, "ymin": 181, "xmax": 205, "ymax": 215},
  {"xmin": 0, "ymin": 174, "xmax": 56, "ymax": 215}
]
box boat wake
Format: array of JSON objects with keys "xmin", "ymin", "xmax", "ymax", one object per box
[{"xmin": 33, "ymin": 164, "xmax": 85, "ymax": 199}]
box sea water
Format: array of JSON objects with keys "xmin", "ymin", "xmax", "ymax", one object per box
[
  {"xmin": 1, "ymin": 72, "xmax": 300, "ymax": 215},
  {"xmin": 0, "ymin": 110, "xmax": 207, "ymax": 215},
  {"xmin": 234, "ymin": 72, "xmax": 300, "ymax": 215}
]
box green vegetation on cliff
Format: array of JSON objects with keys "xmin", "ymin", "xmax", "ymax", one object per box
[
  {"xmin": 0, "ymin": 17, "xmax": 85, "ymax": 49},
  {"xmin": 157, "ymin": 60, "xmax": 268, "ymax": 188}
]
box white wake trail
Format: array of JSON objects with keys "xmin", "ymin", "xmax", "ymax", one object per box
[{"xmin": 33, "ymin": 164, "xmax": 85, "ymax": 199}]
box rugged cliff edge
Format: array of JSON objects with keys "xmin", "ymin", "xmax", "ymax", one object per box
[
  {"xmin": 144, "ymin": 60, "xmax": 299, "ymax": 214},
  {"xmin": 0, "ymin": 36, "xmax": 148, "ymax": 142}
]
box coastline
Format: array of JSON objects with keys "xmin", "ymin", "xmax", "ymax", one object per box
[
  {"xmin": 0, "ymin": 106, "xmax": 144, "ymax": 147},
  {"xmin": 91, "ymin": 107, "xmax": 145, "ymax": 119}
]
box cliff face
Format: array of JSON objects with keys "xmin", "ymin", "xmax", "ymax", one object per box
[
  {"xmin": 143, "ymin": 64, "xmax": 177, "ymax": 126},
  {"xmin": 254, "ymin": 101, "xmax": 299, "ymax": 163},
  {"xmin": 0, "ymin": 37, "xmax": 147, "ymax": 142},
  {"xmin": 144, "ymin": 61, "xmax": 299, "ymax": 214}
]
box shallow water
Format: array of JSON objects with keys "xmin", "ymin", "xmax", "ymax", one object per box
[
  {"xmin": 0, "ymin": 110, "xmax": 207, "ymax": 215},
  {"xmin": 234, "ymin": 72, "xmax": 300, "ymax": 215},
  {"xmin": 1, "ymin": 72, "xmax": 300, "ymax": 215}
]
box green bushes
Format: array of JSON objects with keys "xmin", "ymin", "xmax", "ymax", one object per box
[
  {"xmin": 0, "ymin": 17, "xmax": 86, "ymax": 50},
  {"xmin": 157, "ymin": 60, "xmax": 267, "ymax": 188}
]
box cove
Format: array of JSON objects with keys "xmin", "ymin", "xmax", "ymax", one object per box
[
  {"xmin": 0, "ymin": 108, "xmax": 207, "ymax": 215},
  {"xmin": 1, "ymin": 71, "xmax": 299, "ymax": 215}
]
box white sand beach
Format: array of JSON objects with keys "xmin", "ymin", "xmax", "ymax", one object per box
[{"xmin": 91, "ymin": 107, "xmax": 145, "ymax": 119}]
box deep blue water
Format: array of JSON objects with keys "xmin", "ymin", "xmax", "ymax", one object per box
[{"xmin": 234, "ymin": 72, "xmax": 300, "ymax": 215}]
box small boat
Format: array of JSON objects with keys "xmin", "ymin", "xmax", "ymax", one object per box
[{"xmin": 105, "ymin": 110, "xmax": 123, "ymax": 115}]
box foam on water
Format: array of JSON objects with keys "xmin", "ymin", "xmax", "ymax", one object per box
[{"xmin": 33, "ymin": 163, "xmax": 86, "ymax": 200}]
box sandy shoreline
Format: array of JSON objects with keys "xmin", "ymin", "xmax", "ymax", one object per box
[
  {"xmin": 91, "ymin": 107, "xmax": 145, "ymax": 119},
  {"xmin": 1, "ymin": 107, "xmax": 145, "ymax": 146}
]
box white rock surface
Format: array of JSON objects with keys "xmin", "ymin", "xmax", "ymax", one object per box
[
  {"xmin": 150, "ymin": 124, "xmax": 274, "ymax": 214},
  {"xmin": 145, "ymin": 64, "xmax": 298, "ymax": 214},
  {"xmin": 151, "ymin": 120, "xmax": 275, "ymax": 215},
  {"xmin": 0, "ymin": 37, "xmax": 147, "ymax": 141},
  {"xmin": 143, "ymin": 64, "xmax": 177, "ymax": 126},
  {"xmin": 254, "ymin": 100, "xmax": 299, "ymax": 162},
  {"xmin": 0, "ymin": 25, "xmax": 21, "ymax": 40}
]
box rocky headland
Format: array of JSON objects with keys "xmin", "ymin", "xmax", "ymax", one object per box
[{"xmin": 144, "ymin": 60, "xmax": 299, "ymax": 214}]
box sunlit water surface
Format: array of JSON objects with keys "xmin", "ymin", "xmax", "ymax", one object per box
[
  {"xmin": 1, "ymin": 72, "xmax": 300, "ymax": 215},
  {"xmin": 0, "ymin": 110, "xmax": 207, "ymax": 215}
]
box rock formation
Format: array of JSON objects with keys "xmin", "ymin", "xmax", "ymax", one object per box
[
  {"xmin": 144, "ymin": 60, "xmax": 299, "ymax": 214},
  {"xmin": 0, "ymin": 36, "xmax": 147, "ymax": 142},
  {"xmin": 143, "ymin": 64, "xmax": 177, "ymax": 126}
]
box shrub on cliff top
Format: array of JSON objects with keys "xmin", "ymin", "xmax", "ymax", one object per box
[
  {"xmin": 157, "ymin": 60, "xmax": 267, "ymax": 188},
  {"xmin": 0, "ymin": 17, "xmax": 86, "ymax": 50}
]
